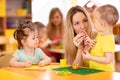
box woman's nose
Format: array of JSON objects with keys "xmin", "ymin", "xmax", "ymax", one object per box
[
  {"xmin": 36, "ymin": 38, "xmax": 39, "ymax": 42},
  {"xmin": 80, "ymin": 23, "xmax": 84, "ymax": 29}
]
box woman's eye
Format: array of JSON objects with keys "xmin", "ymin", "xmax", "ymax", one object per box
[
  {"xmin": 32, "ymin": 37, "xmax": 35, "ymax": 39},
  {"xmin": 74, "ymin": 22, "xmax": 79, "ymax": 25},
  {"xmin": 83, "ymin": 19, "xmax": 88, "ymax": 23}
]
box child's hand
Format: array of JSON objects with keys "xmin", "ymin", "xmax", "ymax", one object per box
[
  {"xmin": 84, "ymin": 35, "xmax": 96, "ymax": 49},
  {"xmin": 39, "ymin": 60, "xmax": 50, "ymax": 66},
  {"xmin": 23, "ymin": 61, "xmax": 32, "ymax": 67},
  {"xmin": 82, "ymin": 50, "xmax": 91, "ymax": 60},
  {"xmin": 73, "ymin": 32, "xmax": 85, "ymax": 48},
  {"xmin": 90, "ymin": 39, "xmax": 96, "ymax": 48}
]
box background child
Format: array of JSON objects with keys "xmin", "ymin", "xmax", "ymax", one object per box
[
  {"xmin": 10, "ymin": 20, "xmax": 51, "ymax": 67},
  {"xmin": 34, "ymin": 22, "xmax": 51, "ymax": 49},
  {"xmin": 83, "ymin": 4, "xmax": 119, "ymax": 71}
]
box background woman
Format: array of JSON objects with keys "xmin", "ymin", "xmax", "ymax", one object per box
[{"xmin": 44, "ymin": 7, "xmax": 65, "ymax": 62}]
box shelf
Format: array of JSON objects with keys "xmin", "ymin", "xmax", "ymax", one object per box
[
  {"xmin": 0, "ymin": 17, "xmax": 5, "ymax": 35},
  {"xmin": 0, "ymin": 0, "xmax": 32, "ymax": 51},
  {"xmin": 6, "ymin": 14, "xmax": 31, "ymax": 18},
  {"xmin": 6, "ymin": 0, "xmax": 32, "ymax": 29}
]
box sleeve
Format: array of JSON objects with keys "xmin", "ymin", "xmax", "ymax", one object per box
[
  {"xmin": 13, "ymin": 50, "xmax": 20, "ymax": 60},
  {"xmin": 36, "ymin": 48, "xmax": 46, "ymax": 59},
  {"xmin": 102, "ymin": 37, "xmax": 115, "ymax": 53}
]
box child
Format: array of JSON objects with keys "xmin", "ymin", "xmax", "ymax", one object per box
[
  {"xmin": 83, "ymin": 4, "xmax": 119, "ymax": 71},
  {"xmin": 10, "ymin": 20, "xmax": 51, "ymax": 67},
  {"xmin": 34, "ymin": 22, "xmax": 51, "ymax": 49},
  {"xmin": 33, "ymin": 22, "xmax": 57, "ymax": 62}
]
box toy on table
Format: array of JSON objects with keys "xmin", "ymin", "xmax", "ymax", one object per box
[
  {"xmin": 72, "ymin": 64, "xmax": 79, "ymax": 70},
  {"xmin": 24, "ymin": 64, "xmax": 60, "ymax": 71},
  {"xmin": 60, "ymin": 59, "xmax": 67, "ymax": 67},
  {"xmin": 24, "ymin": 67, "xmax": 46, "ymax": 71},
  {"xmin": 56, "ymin": 70, "xmax": 71, "ymax": 76}
]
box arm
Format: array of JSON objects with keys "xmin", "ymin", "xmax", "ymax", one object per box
[
  {"xmin": 49, "ymin": 39, "xmax": 61, "ymax": 46},
  {"xmin": 39, "ymin": 55, "xmax": 51, "ymax": 66},
  {"xmin": 40, "ymin": 39, "xmax": 60, "ymax": 48},
  {"xmin": 83, "ymin": 51, "xmax": 114, "ymax": 64},
  {"xmin": 40, "ymin": 39, "xmax": 52, "ymax": 48},
  {"xmin": 9, "ymin": 57, "xmax": 32, "ymax": 67},
  {"xmin": 73, "ymin": 48, "xmax": 83, "ymax": 66},
  {"xmin": 73, "ymin": 33, "xmax": 85, "ymax": 66}
]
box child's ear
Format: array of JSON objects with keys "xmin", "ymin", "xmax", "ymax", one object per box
[
  {"xmin": 21, "ymin": 39, "xmax": 26, "ymax": 45},
  {"xmin": 100, "ymin": 20, "xmax": 106, "ymax": 28}
]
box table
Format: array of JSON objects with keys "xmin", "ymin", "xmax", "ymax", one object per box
[
  {"xmin": 47, "ymin": 48, "xmax": 64, "ymax": 54},
  {"xmin": 0, "ymin": 63, "xmax": 120, "ymax": 80}
]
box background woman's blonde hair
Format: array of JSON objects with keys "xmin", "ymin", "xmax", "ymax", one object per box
[
  {"xmin": 46, "ymin": 7, "xmax": 64, "ymax": 40},
  {"xmin": 64, "ymin": 5, "xmax": 96, "ymax": 64},
  {"xmin": 97, "ymin": 4, "xmax": 119, "ymax": 26}
]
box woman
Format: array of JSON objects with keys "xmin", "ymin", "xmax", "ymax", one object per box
[
  {"xmin": 64, "ymin": 5, "xmax": 96, "ymax": 66},
  {"xmin": 46, "ymin": 7, "xmax": 64, "ymax": 44},
  {"xmin": 44, "ymin": 7, "xmax": 64, "ymax": 62}
]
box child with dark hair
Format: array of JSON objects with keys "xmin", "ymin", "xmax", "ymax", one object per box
[{"xmin": 10, "ymin": 20, "xmax": 51, "ymax": 67}]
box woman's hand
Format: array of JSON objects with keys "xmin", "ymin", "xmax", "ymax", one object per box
[{"xmin": 73, "ymin": 32, "xmax": 85, "ymax": 48}]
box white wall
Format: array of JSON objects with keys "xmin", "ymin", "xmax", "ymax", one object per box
[
  {"xmin": 32, "ymin": 0, "xmax": 72, "ymax": 26},
  {"xmin": 32, "ymin": 0, "xmax": 120, "ymax": 25},
  {"xmin": 92, "ymin": 0, "xmax": 120, "ymax": 23}
]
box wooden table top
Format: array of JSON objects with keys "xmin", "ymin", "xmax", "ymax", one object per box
[{"xmin": 0, "ymin": 63, "xmax": 120, "ymax": 80}]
